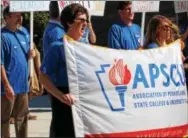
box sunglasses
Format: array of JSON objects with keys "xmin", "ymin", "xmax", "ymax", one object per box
[{"xmin": 75, "ymin": 18, "xmax": 89, "ymax": 23}]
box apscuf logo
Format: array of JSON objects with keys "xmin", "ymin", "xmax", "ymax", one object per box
[
  {"xmin": 96, "ymin": 58, "xmax": 186, "ymax": 112},
  {"xmin": 95, "ymin": 59, "xmax": 131, "ymax": 111}
]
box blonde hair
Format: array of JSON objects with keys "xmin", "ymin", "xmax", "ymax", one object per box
[{"xmin": 144, "ymin": 15, "xmax": 180, "ymax": 49}]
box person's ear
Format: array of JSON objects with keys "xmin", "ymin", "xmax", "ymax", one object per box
[
  {"xmin": 67, "ymin": 23, "xmax": 72, "ymax": 27},
  {"xmin": 67, "ymin": 23, "xmax": 72, "ymax": 29},
  {"xmin": 4, "ymin": 16, "xmax": 8, "ymax": 22}
]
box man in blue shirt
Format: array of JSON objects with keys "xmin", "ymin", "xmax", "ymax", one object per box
[
  {"xmin": 1, "ymin": 6, "xmax": 35, "ymax": 138},
  {"xmin": 108, "ymin": 1, "xmax": 141, "ymax": 50},
  {"xmin": 42, "ymin": 1, "xmax": 65, "ymax": 57}
]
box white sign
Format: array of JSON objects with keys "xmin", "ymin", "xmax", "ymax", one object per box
[
  {"xmin": 58, "ymin": 1, "xmax": 105, "ymax": 16},
  {"xmin": 10, "ymin": 1, "xmax": 50, "ymax": 12},
  {"xmin": 64, "ymin": 37, "xmax": 188, "ymax": 137},
  {"xmin": 174, "ymin": 1, "xmax": 188, "ymax": 13},
  {"xmin": 132, "ymin": 1, "xmax": 160, "ymax": 12}
]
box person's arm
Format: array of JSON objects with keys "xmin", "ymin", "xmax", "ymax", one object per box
[
  {"xmin": 28, "ymin": 49, "xmax": 36, "ymax": 59},
  {"xmin": 1, "ymin": 37, "xmax": 14, "ymax": 100},
  {"xmin": 33, "ymin": 43, "xmax": 41, "ymax": 77},
  {"xmin": 88, "ymin": 22, "xmax": 96, "ymax": 44},
  {"xmin": 1, "ymin": 65, "xmax": 15, "ymax": 100},
  {"xmin": 39, "ymin": 45, "xmax": 74, "ymax": 105},
  {"xmin": 39, "ymin": 71, "xmax": 74, "ymax": 105},
  {"xmin": 107, "ymin": 25, "xmax": 121, "ymax": 49}
]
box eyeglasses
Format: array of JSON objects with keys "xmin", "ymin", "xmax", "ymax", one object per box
[{"xmin": 75, "ymin": 18, "xmax": 89, "ymax": 23}]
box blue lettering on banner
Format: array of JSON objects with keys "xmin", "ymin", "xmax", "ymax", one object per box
[
  {"xmin": 132, "ymin": 64, "xmax": 185, "ymax": 89},
  {"xmin": 96, "ymin": 61, "xmax": 187, "ymax": 112},
  {"xmin": 133, "ymin": 90, "xmax": 187, "ymax": 109},
  {"xmin": 133, "ymin": 64, "xmax": 149, "ymax": 89},
  {"xmin": 160, "ymin": 64, "xmax": 170, "ymax": 87},
  {"xmin": 149, "ymin": 64, "xmax": 160, "ymax": 88}
]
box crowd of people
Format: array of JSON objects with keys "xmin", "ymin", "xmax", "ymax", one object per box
[{"xmin": 1, "ymin": 1, "xmax": 188, "ymax": 138}]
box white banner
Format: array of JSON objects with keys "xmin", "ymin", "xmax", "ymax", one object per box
[
  {"xmin": 10, "ymin": 1, "xmax": 50, "ymax": 12},
  {"xmin": 132, "ymin": 1, "xmax": 160, "ymax": 12},
  {"xmin": 174, "ymin": 1, "xmax": 188, "ymax": 13},
  {"xmin": 64, "ymin": 37, "xmax": 188, "ymax": 137},
  {"xmin": 58, "ymin": 1, "xmax": 105, "ymax": 16}
]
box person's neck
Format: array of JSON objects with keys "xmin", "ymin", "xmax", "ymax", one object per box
[
  {"xmin": 122, "ymin": 18, "xmax": 133, "ymax": 26},
  {"xmin": 157, "ymin": 37, "xmax": 167, "ymax": 47},
  {"xmin": 67, "ymin": 30, "xmax": 81, "ymax": 41},
  {"xmin": 50, "ymin": 17, "xmax": 60, "ymax": 22},
  {"xmin": 6, "ymin": 24, "xmax": 17, "ymax": 32}
]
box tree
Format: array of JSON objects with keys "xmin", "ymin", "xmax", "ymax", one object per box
[{"xmin": 23, "ymin": 11, "xmax": 49, "ymax": 53}]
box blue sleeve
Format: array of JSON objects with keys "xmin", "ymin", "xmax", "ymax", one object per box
[
  {"xmin": 1, "ymin": 38, "xmax": 5, "ymax": 65},
  {"xmin": 1, "ymin": 35, "xmax": 8, "ymax": 65},
  {"xmin": 40, "ymin": 43, "xmax": 61, "ymax": 76},
  {"xmin": 148, "ymin": 43, "xmax": 159, "ymax": 49},
  {"xmin": 49, "ymin": 28, "xmax": 65, "ymax": 43},
  {"xmin": 107, "ymin": 25, "xmax": 121, "ymax": 49}
]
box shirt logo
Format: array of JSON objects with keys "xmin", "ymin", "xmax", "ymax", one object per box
[
  {"xmin": 21, "ymin": 41, "xmax": 26, "ymax": 45},
  {"xmin": 135, "ymin": 33, "xmax": 141, "ymax": 43},
  {"xmin": 13, "ymin": 45, "xmax": 18, "ymax": 49}
]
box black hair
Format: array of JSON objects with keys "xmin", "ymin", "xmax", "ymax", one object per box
[
  {"xmin": 3, "ymin": 6, "xmax": 10, "ymax": 19},
  {"xmin": 49, "ymin": 1, "xmax": 59, "ymax": 18},
  {"xmin": 117, "ymin": 1, "xmax": 132, "ymax": 10},
  {"xmin": 60, "ymin": 3, "xmax": 89, "ymax": 32}
]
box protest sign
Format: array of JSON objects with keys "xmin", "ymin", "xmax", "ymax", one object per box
[
  {"xmin": 174, "ymin": 1, "xmax": 188, "ymax": 13},
  {"xmin": 58, "ymin": 1, "xmax": 105, "ymax": 16},
  {"xmin": 1, "ymin": 0, "xmax": 9, "ymax": 7},
  {"xmin": 64, "ymin": 37, "xmax": 188, "ymax": 137},
  {"xmin": 132, "ymin": 1, "xmax": 159, "ymax": 13},
  {"xmin": 10, "ymin": 1, "xmax": 50, "ymax": 12}
]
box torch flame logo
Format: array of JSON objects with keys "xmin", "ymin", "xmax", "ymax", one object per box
[{"xmin": 109, "ymin": 59, "xmax": 131, "ymax": 86}]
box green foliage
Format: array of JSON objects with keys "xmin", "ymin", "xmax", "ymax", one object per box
[{"xmin": 22, "ymin": 12, "xmax": 49, "ymax": 51}]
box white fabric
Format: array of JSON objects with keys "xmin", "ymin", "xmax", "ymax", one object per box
[{"xmin": 64, "ymin": 37, "xmax": 188, "ymax": 137}]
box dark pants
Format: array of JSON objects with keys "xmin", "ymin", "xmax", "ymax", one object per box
[
  {"xmin": 50, "ymin": 87, "xmax": 75, "ymax": 138},
  {"xmin": 1, "ymin": 93, "xmax": 29, "ymax": 138},
  {"xmin": 185, "ymin": 68, "xmax": 188, "ymax": 91}
]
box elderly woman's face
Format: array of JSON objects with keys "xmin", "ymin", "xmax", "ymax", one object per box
[{"xmin": 71, "ymin": 13, "xmax": 88, "ymax": 37}]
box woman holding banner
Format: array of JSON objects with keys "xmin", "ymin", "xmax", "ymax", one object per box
[
  {"xmin": 39, "ymin": 3, "xmax": 89, "ymax": 137},
  {"xmin": 144, "ymin": 15, "xmax": 184, "ymax": 50}
]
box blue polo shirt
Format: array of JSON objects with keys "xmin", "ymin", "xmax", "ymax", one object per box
[
  {"xmin": 108, "ymin": 23, "xmax": 141, "ymax": 50},
  {"xmin": 19, "ymin": 26, "xmax": 30, "ymax": 43},
  {"xmin": 1, "ymin": 27, "xmax": 30, "ymax": 95},
  {"xmin": 42, "ymin": 20, "xmax": 65, "ymax": 57},
  {"xmin": 148, "ymin": 43, "xmax": 159, "ymax": 49},
  {"xmin": 40, "ymin": 37, "xmax": 88, "ymax": 88},
  {"xmin": 40, "ymin": 41, "xmax": 68, "ymax": 87}
]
